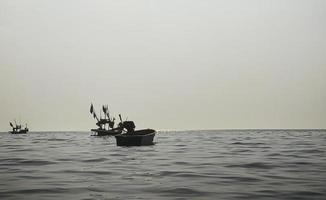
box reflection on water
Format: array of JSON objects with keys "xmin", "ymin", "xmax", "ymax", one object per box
[{"xmin": 0, "ymin": 130, "xmax": 326, "ymax": 199}]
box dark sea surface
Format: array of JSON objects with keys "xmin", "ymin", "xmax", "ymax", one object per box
[{"xmin": 0, "ymin": 130, "xmax": 326, "ymax": 200}]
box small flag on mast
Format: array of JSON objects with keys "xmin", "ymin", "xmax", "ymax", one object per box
[
  {"xmin": 90, "ymin": 103, "xmax": 94, "ymax": 114},
  {"xmin": 102, "ymin": 105, "xmax": 109, "ymax": 114}
]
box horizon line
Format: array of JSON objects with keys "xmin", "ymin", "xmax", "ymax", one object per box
[{"xmin": 1, "ymin": 128, "xmax": 326, "ymax": 133}]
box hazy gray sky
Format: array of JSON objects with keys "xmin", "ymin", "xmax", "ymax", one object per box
[{"xmin": 1, "ymin": 0, "xmax": 325, "ymax": 131}]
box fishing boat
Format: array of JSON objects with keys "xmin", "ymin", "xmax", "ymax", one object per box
[
  {"xmin": 115, "ymin": 129, "xmax": 156, "ymax": 146},
  {"xmin": 90, "ymin": 128, "xmax": 121, "ymax": 136},
  {"xmin": 9, "ymin": 121, "xmax": 29, "ymax": 134},
  {"xmin": 89, "ymin": 104, "xmax": 122, "ymax": 136},
  {"xmin": 114, "ymin": 115, "xmax": 156, "ymax": 146}
]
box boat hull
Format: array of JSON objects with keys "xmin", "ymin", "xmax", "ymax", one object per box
[
  {"xmin": 91, "ymin": 128, "xmax": 122, "ymax": 136},
  {"xmin": 10, "ymin": 129, "xmax": 28, "ymax": 134},
  {"xmin": 115, "ymin": 129, "xmax": 156, "ymax": 146}
]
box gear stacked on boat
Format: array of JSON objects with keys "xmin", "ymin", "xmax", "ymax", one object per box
[{"xmin": 90, "ymin": 104, "xmax": 121, "ymax": 136}]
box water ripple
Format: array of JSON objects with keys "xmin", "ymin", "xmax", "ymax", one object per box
[{"xmin": 0, "ymin": 130, "xmax": 325, "ymax": 199}]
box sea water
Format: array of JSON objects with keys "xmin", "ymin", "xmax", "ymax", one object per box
[{"xmin": 0, "ymin": 130, "xmax": 325, "ymax": 200}]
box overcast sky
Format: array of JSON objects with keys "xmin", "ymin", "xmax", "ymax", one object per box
[{"xmin": 1, "ymin": 0, "xmax": 325, "ymax": 131}]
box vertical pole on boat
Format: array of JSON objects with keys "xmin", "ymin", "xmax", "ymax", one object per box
[
  {"xmin": 119, "ymin": 114, "xmax": 123, "ymax": 123},
  {"xmin": 102, "ymin": 105, "xmax": 106, "ymax": 130}
]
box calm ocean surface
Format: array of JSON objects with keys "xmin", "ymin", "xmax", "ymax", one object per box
[{"xmin": 0, "ymin": 130, "xmax": 325, "ymax": 200}]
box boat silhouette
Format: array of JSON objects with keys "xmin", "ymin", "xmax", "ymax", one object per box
[
  {"xmin": 90, "ymin": 104, "xmax": 122, "ymax": 136},
  {"xmin": 114, "ymin": 114, "xmax": 156, "ymax": 146},
  {"xmin": 89, "ymin": 103, "xmax": 156, "ymax": 145},
  {"xmin": 9, "ymin": 121, "xmax": 29, "ymax": 134}
]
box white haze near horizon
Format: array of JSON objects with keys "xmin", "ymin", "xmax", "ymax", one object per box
[{"xmin": 0, "ymin": 0, "xmax": 325, "ymax": 131}]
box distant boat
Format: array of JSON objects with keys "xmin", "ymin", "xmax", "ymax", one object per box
[
  {"xmin": 9, "ymin": 121, "xmax": 29, "ymax": 134},
  {"xmin": 114, "ymin": 115, "xmax": 156, "ymax": 146},
  {"xmin": 90, "ymin": 128, "xmax": 122, "ymax": 136},
  {"xmin": 89, "ymin": 104, "xmax": 122, "ymax": 136}
]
